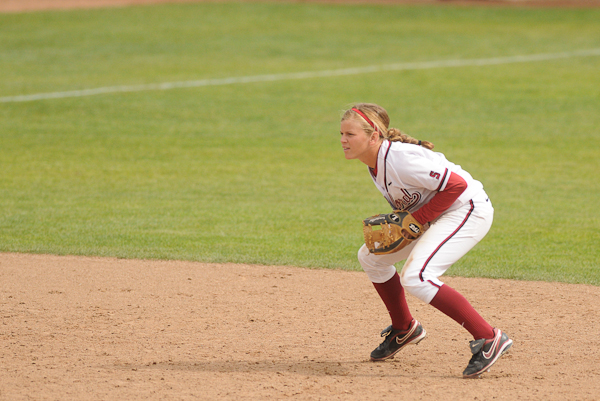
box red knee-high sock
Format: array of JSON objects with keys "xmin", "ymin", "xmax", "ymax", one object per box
[
  {"xmin": 430, "ymin": 284, "xmax": 494, "ymax": 340},
  {"xmin": 372, "ymin": 272, "xmax": 413, "ymax": 331}
]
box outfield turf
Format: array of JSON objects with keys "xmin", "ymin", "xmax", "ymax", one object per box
[{"xmin": 0, "ymin": 2, "xmax": 599, "ymax": 284}]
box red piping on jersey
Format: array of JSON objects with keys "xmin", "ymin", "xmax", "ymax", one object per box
[
  {"xmin": 419, "ymin": 200, "xmax": 475, "ymax": 283},
  {"xmin": 436, "ymin": 168, "xmax": 449, "ymax": 192},
  {"xmin": 382, "ymin": 141, "xmax": 393, "ymax": 203}
]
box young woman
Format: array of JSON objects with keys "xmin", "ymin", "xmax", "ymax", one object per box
[{"xmin": 340, "ymin": 103, "xmax": 512, "ymax": 379}]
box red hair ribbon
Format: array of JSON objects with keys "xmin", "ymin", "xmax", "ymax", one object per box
[{"xmin": 352, "ymin": 108, "xmax": 378, "ymax": 132}]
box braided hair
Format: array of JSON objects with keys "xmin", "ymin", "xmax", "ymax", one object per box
[{"xmin": 341, "ymin": 103, "xmax": 434, "ymax": 150}]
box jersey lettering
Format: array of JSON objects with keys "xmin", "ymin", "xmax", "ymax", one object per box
[
  {"xmin": 393, "ymin": 190, "xmax": 421, "ymax": 211},
  {"xmin": 430, "ymin": 171, "xmax": 441, "ymax": 180}
]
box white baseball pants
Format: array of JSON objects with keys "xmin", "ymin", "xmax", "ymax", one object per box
[{"xmin": 358, "ymin": 191, "xmax": 494, "ymax": 304}]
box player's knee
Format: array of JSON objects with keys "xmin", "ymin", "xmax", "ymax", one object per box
[
  {"xmin": 401, "ymin": 278, "xmax": 438, "ymax": 304},
  {"xmin": 400, "ymin": 272, "xmax": 419, "ymax": 295},
  {"xmin": 357, "ymin": 244, "xmax": 377, "ymax": 276},
  {"xmin": 400, "ymin": 267, "xmax": 433, "ymax": 303},
  {"xmin": 399, "ymin": 263, "xmax": 417, "ymax": 288},
  {"xmin": 357, "ymin": 244, "xmax": 396, "ymax": 284},
  {"xmin": 357, "ymin": 244, "xmax": 371, "ymax": 268}
]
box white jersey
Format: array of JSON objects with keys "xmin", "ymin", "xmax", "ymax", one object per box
[{"xmin": 369, "ymin": 140, "xmax": 484, "ymax": 213}]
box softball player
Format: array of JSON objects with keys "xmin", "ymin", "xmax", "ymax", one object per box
[{"xmin": 340, "ymin": 103, "xmax": 512, "ymax": 378}]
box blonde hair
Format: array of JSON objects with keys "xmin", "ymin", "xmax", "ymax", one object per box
[{"xmin": 341, "ymin": 103, "xmax": 434, "ymax": 150}]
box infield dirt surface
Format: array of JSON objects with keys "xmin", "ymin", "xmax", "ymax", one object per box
[
  {"xmin": 2, "ymin": 0, "xmax": 600, "ymax": 399},
  {"xmin": 1, "ymin": 252, "xmax": 599, "ymax": 400}
]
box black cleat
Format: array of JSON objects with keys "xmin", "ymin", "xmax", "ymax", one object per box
[
  {"xmin": 370, "ymin": 319, "xmax": 426, "ymax": 361},
  {"xmin": 463, "ymin": 328, "xmax": 513, "ymax": 378}
]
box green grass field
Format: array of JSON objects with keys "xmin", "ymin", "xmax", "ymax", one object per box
[{"xmin": 1, "ymin": 2, "xmax": 599, "ymax": 284}]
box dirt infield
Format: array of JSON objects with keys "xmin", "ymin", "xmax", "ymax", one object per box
[{"xmin": 1, "ymin": 252, "xmax": 599, "ymax": 400}]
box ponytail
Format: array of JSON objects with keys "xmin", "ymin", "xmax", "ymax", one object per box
[
  {"xmin": 386, "ymin": 128, "xmax": 434, "ymax": 150},
  {"xmin": 342, "ymin": 103, "xmax": 435, "ymax": 150}
]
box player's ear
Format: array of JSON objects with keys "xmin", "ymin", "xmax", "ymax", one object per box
[{"xmin": 370, "ymin": 131, "xmax": 380, "ymax": 144}]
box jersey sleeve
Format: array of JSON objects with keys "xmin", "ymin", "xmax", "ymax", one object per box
[{"xmin": 412, "ymin": 172, "xmax": 468, "ymax": 225}]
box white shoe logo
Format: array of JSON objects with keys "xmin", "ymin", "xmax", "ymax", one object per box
[{"xmin": 482, "ymin": 332, "xmax": 501, "ymax": 360}]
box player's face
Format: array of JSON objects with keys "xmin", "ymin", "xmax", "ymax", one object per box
[{"xmin": 340, "ymin": 119, "xmax": 379, "ymax": 165}]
